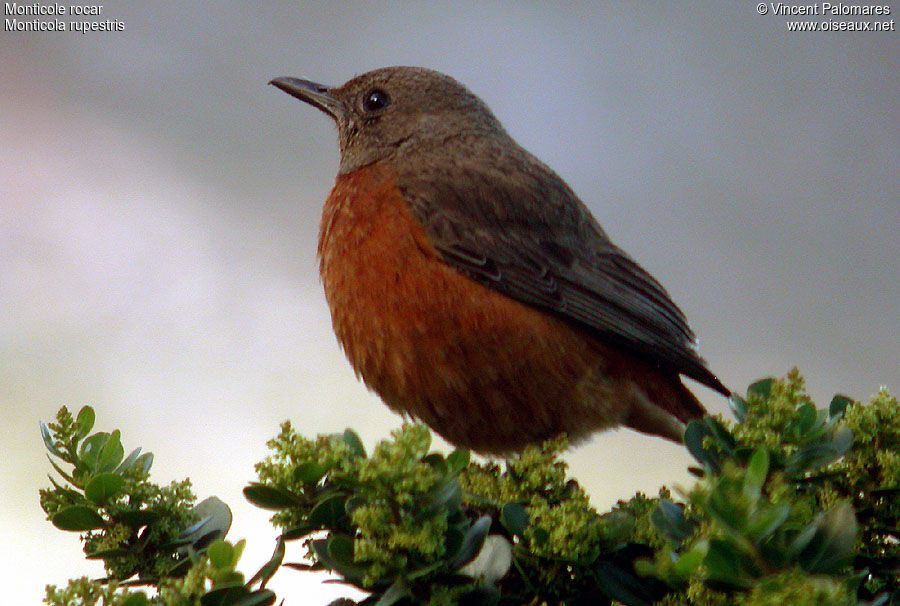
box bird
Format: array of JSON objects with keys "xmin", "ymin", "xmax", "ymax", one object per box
[{"xmin": 269, "ymin": 66, "xmax": 729, "ymax": 454}]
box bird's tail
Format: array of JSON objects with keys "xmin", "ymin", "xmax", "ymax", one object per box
[{"xmin": 622, "ymin": 375, "xmax": 707, "ymax": 443}]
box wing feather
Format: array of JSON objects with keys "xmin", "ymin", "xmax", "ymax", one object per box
[{"xmin": 396, "ymin": 139, "xmax": 728, "ymax": 395}]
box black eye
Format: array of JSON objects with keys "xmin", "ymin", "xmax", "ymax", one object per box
[{"xmin": 362, "ymin": 89, "xmax": 390, "ymax": 112}]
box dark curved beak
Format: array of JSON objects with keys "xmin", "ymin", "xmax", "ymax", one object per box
[{"xmin": 269, "ymin": 77, "xmax": 342, "ymax": 120}]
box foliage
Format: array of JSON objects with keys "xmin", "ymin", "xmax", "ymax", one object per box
[
  {"xmin": 40, "ymin": 406, "xmax": 276, "ymax": 606},
  {"xmin": 40, "ymin": 370, "xmax": 899, "ymax": 605}
]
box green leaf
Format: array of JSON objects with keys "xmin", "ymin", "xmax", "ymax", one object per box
[
  {"xmin": 458, "ymin": 587, "xmax": 500, "ymax": 606},
  {"xmin": 421, "ymin": 478, "xmax": 461, "ymax": 518},
  {"xmin": 47, "ymin": 454, "xmax": 77, "ymax": 486},
  {"xmin": 98, "ymin": 429, "xmax": 124, "ymax": 471},
  {"xmin": 707, "ymin": 480, "xmax": 752, "ymax": 535},
  {"xmin": 684, "ymin": 421, "xmax": 721, "ymax": 473},
  {"xmin": 228, "ymin": 590, "xmax": 276, "ymax": 606},
  {"xmin": 79, "ymin": 432, "xmax": 109, "ymax": 472},
  {"xmin": 705, "ymin": 417, "xmax": 736, "ymax": 454},
  {"xmin": 742, "ymin": 448, "xmax": 769, "ymax": 505},
  {"xmin": 120, "ymin": 593, "xmax": 149, "ymax": 606},
  {"xmin": 179, "ymin": 497, "xmax": 233, "ymax": 552},
  {"xmin": 799, "ymin": 501, "xmax": 858, "ymax": 574},
  {"xmin": 375, "ymin": 578, "xmax": 412, "ymax": 606},
  {"xmin": 860, "ymin": 595, "xmax": 891, "ymax": 606},
  {"xmin": 451, "ymin": 515, "xmax": 491, "ymax": 569},
  {"xmin": 446, "ymin": 448, "xmax": 470, "ymax": 473},
  {"xmin": 293, "ymin": 461, "xmax": 326, "ymax": 485},
  {"xmin": 207, "ymin": 540, "xmax": 236, "ymax": 570},
  {"xmin": 218, "ymin": 573, "xmax": 246, "ymax": 587},
  {"xmin": 422, "ymin": 452, "xmax": 448, "ymax": 474},
  {"xmin": 651, "ymin": 499, "xmax": 694, "ymax": 544},
  {"xmin": 792, "ymin": 403, "xmax": 818, "ymax": 437},
  {"xmin": 672, "ymin": 541, "xmax": 707, "ymax": 576},
  {"xmin": 114, "ymin": 509, "xmax": 160, "ymax": 528},
  {"xmin": 40, "ymin": 421, "xmax": 62, "ymax": 457},
  {"xmin": 344, "ymin": 495, "xmax": 365, "ymax": 516},
  {"xmin": 593, "ymin": 559, "xmax": 657, "ymax": 606},
  {"xmin": 308, "ymin": 493, "xmax": 348, "ymax": 528},
  {"xmin": 52, "ymin": 504, "xmax": 104, "ymax": 531},
  {"xmin": 281, "ymin": 523, "xmax": 317, "ymax": 541},
  {"xmin": 600, "ymin": 509, "xmax": 636, "ymax": 545},
  {"xmin": 703, "ymin": 538, "xmax": 756, "ymax": 588},
  {"xmin": 47, "ymin": 474, "xmax": 81, "ymax": 502},
  {"xmin": 831, "ymin": 425, "xmax": 853, "ymax": 453},
  {"xmin": 326, "ymin": 534, "xmax": 355, "ymax": 565},
  {"xmin": 243, "ymin": 483, "xmax": 300, "ymax": 509},
  {"xmin": 745, "ymin": 503, "xmax": 790, "ymax": 543},
  {"xmin": 199, "ymin": 585, "xmax": 249, "ymax": 606},
  {"xmin": 342, "ymin": 429, "xmax": 366, "ymax": 458},
  {"xmin": 407, "ymin": 559, "xmax": 444, "ymax": 580},
  {"xmin": 195, "ymin": 496, "xmax": 234, "ymax": 536},
  {"xmin": 500, "ymin": 502, "xmax": 529, "ymax": 537},
  {"xmin": 728, "ymin": 394, "xmax": 748, "ymax": 422},
  {"xmin": 828, "ymin": 394, "xmax": 853, "ymax": 419},
  {"xmin": 86, "ymin": 547, "xmax": 131, "ymax": 559},
  {"xmin": 247, "ymin": 537, "xmax": 284, "ymax": 589},
  {"xmin": 281, "ymin": 562, "xmax": 318, "ymax": 572},
  {"xmin": 115, "ymin": 447, "xmax": 143, "ymax": 475},
  {"xmin": 444, "ymin": 526, "xmax": 465, "ymax": 561},
  {"xmin": 747, "ymin": 377, "xmax": 775, "ymax": 400},
  {"xmin": 531, "ymin": 527, "xmax": 549, "ymax": 545},
  {"xmin": 785, "ymin": 426, "xmax": 853, "ymax": 474},
  {"xmin": 316, "ymin": 534, "xmax": 366, "ymax": 583},
  {"xmin": 85, "ymin": 472, "xmax": 125, "ymax": 504},
  {"xmin": 787, "ymin": 520, "xmax": 819, "ymax": 558},
  {"xmin": 179, "ymin": 516, "xmax": 213, "ymax": 544},
  {"xmin": 75, "ymin": 406, "xmax": 96, "ymax": 439},
  {"xmin": 165, "ymin": 556, "xmax": 194, "ymax": 578},
  {"xmin": 136, "ymin": 452, "xmax": 154, "ymax": 475}
]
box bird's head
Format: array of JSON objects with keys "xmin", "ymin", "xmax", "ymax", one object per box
[{"xmin": 270, "ymin": 66, "xmax": 506, "ymax": 175}]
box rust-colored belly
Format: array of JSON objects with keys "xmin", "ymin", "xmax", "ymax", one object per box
[{"xmin": 316, "ymin": 162, "xmax": 639, "ymax": 453}]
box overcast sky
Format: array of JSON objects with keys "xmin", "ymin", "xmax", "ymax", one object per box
[{"xmin": 2, "ymin": 2, "xmax": 898, "ymax": 603}]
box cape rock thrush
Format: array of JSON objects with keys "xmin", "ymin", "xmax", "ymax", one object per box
[{"xmin": 270, "ymin": 66, "xmax": 728, "ymax": 454}]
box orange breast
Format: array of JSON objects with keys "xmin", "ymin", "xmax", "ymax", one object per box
[{"xmin": 317, "ymin": 162, "xmax": 656, "ymax": 452}]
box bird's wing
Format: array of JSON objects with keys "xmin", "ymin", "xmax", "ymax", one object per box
[{"xmin": 397, "ymin": 143, "xmax": 728, "ymax": 395}]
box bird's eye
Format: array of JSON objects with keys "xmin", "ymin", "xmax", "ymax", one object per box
[{"xmin": 362, "ymin": 89, "xmax": 390, "ymax": 112}]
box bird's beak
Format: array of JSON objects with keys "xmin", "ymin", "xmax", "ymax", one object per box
[{"xmin": 269, "ymin": 77, "xmax": 343, "ymax": 120}]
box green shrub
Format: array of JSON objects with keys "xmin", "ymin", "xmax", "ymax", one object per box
[{"xmin": 40, "ymin": 370, "xmax": 898, "ymax": 605}]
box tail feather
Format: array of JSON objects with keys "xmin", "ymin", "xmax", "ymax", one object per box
[{"xmin": 622, "ymin": 376, "xmax": 707, "ymax": 443}]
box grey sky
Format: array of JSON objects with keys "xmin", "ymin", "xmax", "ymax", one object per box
[{"xmin": 2, "ymin": 2, "xmax": 898, "ymax": 603}]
